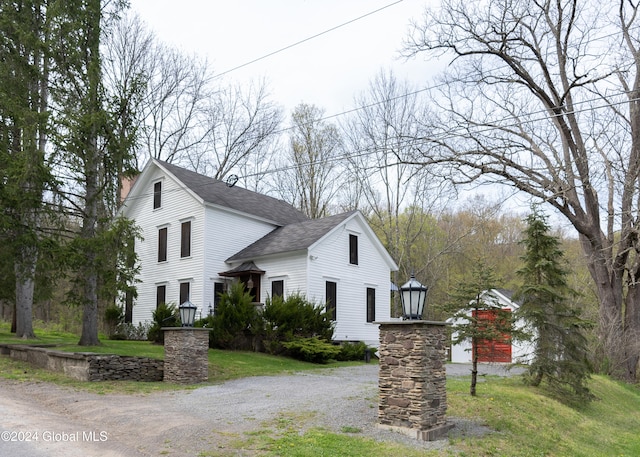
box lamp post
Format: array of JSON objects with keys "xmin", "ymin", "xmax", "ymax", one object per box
[
  {"xmin": 399, "ymin": 273, "xmax": 428, "ymax": 320},
  {"xmin": 179, "ymin": 301, "xmax": 197, "ymax": 327}
]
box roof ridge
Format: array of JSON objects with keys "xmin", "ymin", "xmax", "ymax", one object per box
[{"xmin": 155, "ymin": 159, "xmax": 308, "ymax": 226}]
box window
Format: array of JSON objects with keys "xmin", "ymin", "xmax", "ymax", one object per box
[
  {"xmin": 179, "ymin": 282, "xmax": 190, "ymax": 305},
  {"xmin": 156, "ymin": 285, "xmax": 167, "ymax": 309},
  {"xmin": 366, "ymin": 287, "xmax": 376, "ymax": 323},
  {"xmin": 153, "ymin": 181, "xmax": 162, "ymax": 209},
  {"xmin": 181, "ymin": 221, "xmax": 191, "ymax": 258},
  {"xmin": 326, "ymin": 281, "xmax": 337, "ymax": 321},
  {"xmin": 158, "ymin": 227, "xmax": 167, "ymax": 262},
  {"xmin": 349, "ymin": 234, "xmax": 358, "ymax": 265},
  {"xmin": 271, "ymin": 280, "xmax": 284, "ymax": 298}
]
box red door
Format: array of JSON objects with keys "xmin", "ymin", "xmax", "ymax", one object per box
[{"xmin": 473, "ymin": 309, "xmax": 512, "ymax": 363}]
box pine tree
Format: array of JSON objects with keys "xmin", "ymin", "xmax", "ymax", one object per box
[
  {"xmin": 0, "ymin": 0, "xmax": 57, "ymax": 338},
  {"xmin": 447, "ymin": 259, "xmax": 512, "ymax": 396},
  {"xmin": 515, "ymin": 208, "xmax": 592, "ymax": 401},
  {"xmin": 49, "ymin": 0, "xmax": 136, "ymax": 345}
]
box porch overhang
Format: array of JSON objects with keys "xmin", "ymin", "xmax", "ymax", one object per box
[{"xmin": 219, "ymin": 261, "xmax": 265, "ymax": 277}]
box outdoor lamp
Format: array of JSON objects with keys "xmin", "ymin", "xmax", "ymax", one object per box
[
  {"xmin": 399, "ymin": 273, "xmax": 428, "ymax": 320},
  {"xmin": 179, "ymin": 300, "xmax": 197, "ymax": 327}
]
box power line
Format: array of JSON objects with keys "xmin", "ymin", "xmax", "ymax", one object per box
[
  {"xmin": 121, "ymin": 90, "xmax": 640, "ymax": 206},
  {"xmin": 213, "ymin": 0, "xmax": 404, "ymax": 80}
]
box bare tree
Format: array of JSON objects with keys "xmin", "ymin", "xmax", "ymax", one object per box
[
  {"xmin": 275, "ymin": 104, "xmax": 343, "ymax": 218},
  {"xmin": 137, "ymin": 41, "xmax": 211, "ymax": 164},
  {"xmin": 404, "ymin": 0, "xmax": 640, "ymax": 380},
  {"xmin": 187, "ymin": 80, "xmax": 283, "ymax": 186},
  {"xmin": 342, "ymin": 69, "xmax": 450, "ymax": 292}
]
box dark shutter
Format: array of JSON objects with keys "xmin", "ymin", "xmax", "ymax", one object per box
[
  {"xmin": 181, "ymin": 221, "xmax": 191, "ymax": 257},
  {"xmin": 326, "ymin": 281, "xmax": 337, "ymax": 321},
  {"xmin": 214, "ymin": 282, "xmax": 224, "ymax": 311},
  {"xmin": 179, "ymin": 282, "xmax": 190, "ymax": 305},
  {"xmin": 156, "ymin": 285, "xmax": 166, "ymax": 309},
  {"xmin": 153, "ymin": 181, "xmax": 162, "ymax": 209},
  {"xmin": 158, "ymin": 227, "xmax": 167, "ymax": 262},
  {"xmin": 366, "ymin": 287, "xmax": 376, "ymax": 323},
  {"xmin": 349, "ymin": 234, "xmax": 358, "ymax": 265}
]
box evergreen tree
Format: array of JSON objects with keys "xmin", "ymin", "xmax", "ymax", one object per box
[
  {"xmin": 447, "ymin": 259, "xmax": 512, "ymax": 396},
  {"xmin": 515, "ymin": 208, "xmax": 592, "ymax": 401},
  {"xmin": 0, "ymin": 0, "xmax": 57, "ymax": 338},
  {"xmin": 49, "ymin": 0, "xmax": 136, "ymax": 345}
]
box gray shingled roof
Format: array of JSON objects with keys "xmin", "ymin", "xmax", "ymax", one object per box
[
  {"xmin": 157, "ymin": 160, "xmax": 308, "ymax": 226},
  {"xmin": 227, "ymin": 211, "xmax": 357, "ymax": 262}
]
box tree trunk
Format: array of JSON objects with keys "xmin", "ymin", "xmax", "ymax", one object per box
[
  {"xmin": 624, "ymin": 283, "xmax": 640, "ymax": 381},
  {"xmin": 14, "ymin": 246, "xmax": 36, "ymax": 339},
  {"xmin": 78, "ymin": 156, "xmax": 100, "ymax": 346},
  {"xmin": 78, "ymin": 0, "xmax": 102, "ymax": 346},
  {"xmin": 470, "ymin": 337, "xmax": 478, "ymax": 396},
  {"xmin": 582, "ymin": 234, "xmax": 631, "ymax": 379}
]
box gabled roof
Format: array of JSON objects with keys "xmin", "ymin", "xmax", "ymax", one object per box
[
  {"xmin": 155, "ymin": 160, "xmax": 308, "ymax": 226},
  {"xmin": 479, "ymin": 288, "xmax": 522, "ymax": 309},
  {"xmin": 227, "ymin": 211, "xmax": 357, "ymax": 262}
]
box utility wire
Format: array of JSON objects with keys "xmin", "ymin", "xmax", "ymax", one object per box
[
  {"xmin": 213, "ymin": 0, "xmax": 404, "ymax": 80},
  {"xmin": 120, "ymin": 91, "xmax": 640, "ymax": 204}
]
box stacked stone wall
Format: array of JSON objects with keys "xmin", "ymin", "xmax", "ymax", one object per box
[
  {"xmin": 0, "ymin": 344, "xmax": 163, "ymax": 382},
  {"xmin": 86, "ymin": 355, "xmax": 163, "ymax": 381}
]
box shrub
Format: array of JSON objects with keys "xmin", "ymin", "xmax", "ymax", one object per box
[
  {"xmin": 148, "ymin": 302, "xmax": 179, "ymax": 344},
  {"xmin": 262, "ymin": 293, "xmax": 334, "ymax": 355},
  {"xmin": 104, "ymin": 305, "xmax": 124, "ymax": 339},
  {"xmin": 115, "ymin": 322, "xmax": 151, "ymax": 341},
  {"xmin": 209, "ymin": 281, "xmax": 263, "ymax": 350},
  {"xmin": 336, "ymin": 341, "xmax": 373, "ymax": 361},
  {"xmin": 282, "ymin": 337, "xmax": 342, "ymax": 364}
]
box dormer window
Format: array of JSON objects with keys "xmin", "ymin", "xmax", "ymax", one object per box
[{"xmin": 153, "ymin": 181, "xmax": 162, "ymax": 209}]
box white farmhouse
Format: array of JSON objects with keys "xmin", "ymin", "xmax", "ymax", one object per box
[{"xmin": 118, "ymin": 159, "xmax": 398, "ymax": 347}]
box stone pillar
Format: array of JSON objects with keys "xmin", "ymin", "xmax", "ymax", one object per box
[
  {"xmin": 377, "ymin": 321, "xmax": 453, "ymax": 441},
  {"xmin": 162, "ymin": 328, "xmax": 209, "ymax": 384}
]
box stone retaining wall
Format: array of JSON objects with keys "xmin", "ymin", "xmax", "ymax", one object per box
[{"xmin": 0, "ymin": 344, "xmax": 163, "ymax": 382}]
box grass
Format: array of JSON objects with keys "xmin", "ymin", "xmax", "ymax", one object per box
[
  {"xmin": 2, "ymin": 323, "xmax": 640, "ymax": 455},
  {"xmin": 243, "ymin": 375, "xmax": 640, "ymax": 457},
  {"xmin": 0, "ymin": 321, "xmax": 362, "ymax": 393}
]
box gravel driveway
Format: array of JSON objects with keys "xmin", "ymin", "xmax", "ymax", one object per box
[{"xmin": 0, "ymin": 363, "xmax": 519, "ymax": 457}]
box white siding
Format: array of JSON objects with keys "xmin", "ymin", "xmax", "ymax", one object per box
[
  {"xmin": 307, "ymin": 214, "xmax": 392, "ymax": 347},
  {"xmin": 253, "ymin": 253, "xmax": 308, "ymax": 303},
  {"xmin": 121, "ymin": 165, "xmax": 396, "ymax": 348},
  {"xmin": 201, "ymin": 206, "xmax": 279, "ymax": 310},
  {"xmin": 125, "ymin": 166, "xmax": 206, "ymax": 324}
]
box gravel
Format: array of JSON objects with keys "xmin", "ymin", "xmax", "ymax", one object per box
[{"xmin": 0, "ymin": 363, "xmax": 521, "ymax": 456}]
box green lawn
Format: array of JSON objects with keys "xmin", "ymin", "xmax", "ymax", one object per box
[
  {"xmin": 2, "ymin": 322, "xmax": 640, "ymax": 456},
  {"xmin": 0, "ymin": 322, "xmax": 362, "ymax": 392}
]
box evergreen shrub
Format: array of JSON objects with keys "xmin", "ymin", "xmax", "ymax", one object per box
[
  {"xmin": 209, "ymin": 281, "xmax": 262, "ymax": 350},
  {"xmin": 262, "ymin": 293, "xmax": 334, "ymax": 355},
  {"xmin": 282, "ymin": 336, "xmax": 342, "ymax": 364},
  {"xmin": 148, "ymin": 302, "xmax": 179, "ymax": 344}
]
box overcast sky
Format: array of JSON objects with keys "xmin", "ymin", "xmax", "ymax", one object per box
[{"xmin": 128, "ymin": 0, "xmax": 438, "ymax": 117}]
